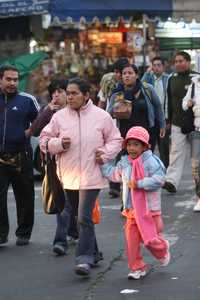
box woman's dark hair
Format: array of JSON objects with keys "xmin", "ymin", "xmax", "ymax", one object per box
[
  {"xmin": 68, "ymin": 77, "xmax": 91, "ymax": 95},
  {"xmin": 112, "ymin": 57, "xmax": 129, "ymax": 73},
  {"xmin": 175, "ymin": 51, "xmax": 191, "ymax": 62},
  {"xmin": 122, "ymin": 63, "xmax": 139, "ymax": 74},
  {"xmin": 48, "ymin": 79, "xmax": 68, "ymax": 98}
]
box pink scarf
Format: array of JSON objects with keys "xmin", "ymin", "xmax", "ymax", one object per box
[{"xmin": 129, "ymin": 155, "xmax": 158, "ymax": 246}]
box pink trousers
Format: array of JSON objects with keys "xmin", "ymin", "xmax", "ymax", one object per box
[{"xmin": 123, "ymin": 211, "xmax": 168, "ymax": 271}]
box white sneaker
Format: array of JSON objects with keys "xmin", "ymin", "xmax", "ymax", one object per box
[
  {"xmin": 193, "ymin": 202, "xmax": 200, "ymax": 212},
  {"xmin": 128, "ymin": 269, "xmax": 146, "ymax": 280},
  {"xmin": 159, "ymin": 240, "xmax": 170, "ymax": 267}
]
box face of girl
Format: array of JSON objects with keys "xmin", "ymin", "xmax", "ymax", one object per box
[
  {"xmin": 66, "ymin": 83, "xmax": 89, "ymax": 110},
  {"xmin": 126, "ymin": 139, "xmax": 147, "ymax": 159},
  {"xmin": 122, "ymin": 66, "xmax": 138, "ymax": 87}
]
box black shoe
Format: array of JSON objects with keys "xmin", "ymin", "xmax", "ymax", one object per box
[
  {"xmin": 109, "ymin": 190, "xmax": 120, "ymax": 199},
  {"xmin": 53, "ymin": 244, "xmax": 67, "ymax": 256},
  {"xmin": 0, "ymin": 237, "xmax": 8, "ymax": 245},
  {"xmin": 16, "ymin": 237, "xmax": 29, "ymax": 246},
  {"xmin": 94, "ymin": 251, "xmax": 104, "ymax": 265},
  {"xmin": 162, "ymin": 181, "xmax": 177, "ymax": 193}
]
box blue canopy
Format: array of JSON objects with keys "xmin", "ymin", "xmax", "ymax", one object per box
[{"xmin": 50, "ymin": 0, "xmax": 172, "ymax": 21}]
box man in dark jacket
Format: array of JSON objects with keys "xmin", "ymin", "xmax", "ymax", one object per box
[
  {"xmin": 0, "ymin": 65, "xmax": 39, "ymax": 246},
  {"xmin": 163, "ymin": 51, "xmax": 198, "ymax": 194}
]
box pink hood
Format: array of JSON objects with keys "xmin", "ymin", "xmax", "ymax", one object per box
[{"xmin": 39, "ymin": 100, "xmax": 122, "ymax": 190}]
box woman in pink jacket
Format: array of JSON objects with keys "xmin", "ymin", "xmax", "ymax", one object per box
[{"xmin": 39, "ymin": 77, "xmax": 122, "ymax": 277}]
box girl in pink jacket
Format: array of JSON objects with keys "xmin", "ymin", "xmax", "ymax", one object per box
[{"xmin": 39, "ymin": 77, "xmax": 122, "ymax": 277}]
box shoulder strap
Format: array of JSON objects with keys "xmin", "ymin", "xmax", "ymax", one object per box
[{"xmin": 191, "ymin": 83, "xmax": 195, "ymax": 99}]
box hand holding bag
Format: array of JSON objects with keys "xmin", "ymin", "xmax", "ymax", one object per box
[
  {"xmin": 112, "ymin": 92, "xmax": 132, "ymax": 119},
  {"xmin": 41, "ymin": 142, "xmax": 65, "ymax": 214},
  {"xmin": 181, "ymin": 83, "xmax": 195, "ymax": 134}
]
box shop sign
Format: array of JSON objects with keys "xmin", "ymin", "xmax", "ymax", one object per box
[
  {"xmin": 88, "ymin": 31, "xmax": 123, "ymax": 45},
  {"xmin": 0, "ymin": 0, "xmax": 49, "ymax": 17},
  {"xmin": 127, "ymin": 31, "xmax": 143, "ymax": 51}
]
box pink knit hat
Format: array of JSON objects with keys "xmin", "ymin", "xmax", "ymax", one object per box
[{"xmin": 124, "ymin": 126, "xmax": 150, "ymax": 147}]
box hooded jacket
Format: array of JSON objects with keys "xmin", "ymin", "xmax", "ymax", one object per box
[
  {"xmin": 101, "ymin": 150, "xmax": 166, "ymax": 211},
  {"xmin": 39, "ymin": 99, "xmax": 122, "ymax": 190}
]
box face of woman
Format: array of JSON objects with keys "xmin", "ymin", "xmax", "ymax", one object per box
[
  {"xmin": 122, "ymin": 67, "xmax": 138, "ymax": 87},
  {"xmin": 66, "ymin": 84, "xmax": 89, "ymax": 110},
  {"xmin": 51, "ymin": 89, "xmax": 67, "ymax": 108}
]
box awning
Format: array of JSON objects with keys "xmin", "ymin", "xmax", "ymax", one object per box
[
  {"xmin": 50, "ymin": 0, "xmax": 172, "ymax": 21},
  {"xmin": 0, "ymin": 0, "xmax": 50, "ymax": 18}
]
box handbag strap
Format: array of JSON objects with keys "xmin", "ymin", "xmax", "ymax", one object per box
[{"xmin": 191, "ymin": 83, "xmax": 195, "ymax": 99}]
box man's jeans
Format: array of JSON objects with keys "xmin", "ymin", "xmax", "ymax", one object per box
[{"xmin": 0, "ymin": 151, "xmax": 34, "ymax": 240}]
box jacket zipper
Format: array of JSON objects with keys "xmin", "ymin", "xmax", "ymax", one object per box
[
  {"xmin": 78, "ymin": 111, "xmax": 82, "ymax": 188},
  {"xmin": 2, "ymin": 94, "xmax": 7, "ymax": 152}
]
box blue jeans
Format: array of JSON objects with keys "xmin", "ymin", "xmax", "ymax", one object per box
[
  {"xmin": 75, "ymin": 189, "xmax": 100, "ymax": 265},
  {"xmin": 53, "ymin": 189, "xmax": 100, "ymax": 264},
  {"xmin": 53, "ymin": 190, "xmax": 79, "ymax": 250}
]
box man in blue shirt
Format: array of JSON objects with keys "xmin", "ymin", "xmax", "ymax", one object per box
[{"xmin": 142, "ymin": 56, "xmax": 170, "ymax": 167}]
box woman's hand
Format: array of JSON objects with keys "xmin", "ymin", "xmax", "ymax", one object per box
[
  {"xmin": 127, "ymin": 180, "xmax": 137, "ymax": 189},
  {"xmin": 159, "ymin": 128, "xmax": 166, "ymax": 138},
  {"xmin": 61, "ymin": 137, "xmax": 71, "ymax": 150},
  {"xmin": 187, "ymin": 99, "xmax": 193, "ymax": 108},
  {"xmin": 95, "ymin": 150, "xmax": 104, "ymax": 165}
]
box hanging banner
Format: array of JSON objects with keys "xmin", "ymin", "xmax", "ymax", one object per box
[{"xmin": 0, "ymin": 0, "xmax": 49, "ymax": 17}]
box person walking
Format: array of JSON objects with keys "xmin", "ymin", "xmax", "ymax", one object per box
[
  {"xmin": 98, "ymin": 57, "xmax": 129, "ymax": 110},
  {"xmin": 108, "ymin": 63, "xmax": 166, "ymax": 149},
  {"xmin": 101, "ymin": 126, "xmax": 170, "ymax": 279},
  {"xmin": 98, "ymin": 58, "xmax": 129, "ymax": 198},
  {"xmin": 182, "ymin": 75, "xmax": 200, "ymax": 211},
  {"xmin": 142, "ymin": 56, "xmax": 170, "ymax": 167},
  {"xmin": 27, "ymin": 78, "xmax": 79, "ymax": 254},
  {"xmin": 39, "ymin": 77, "xmax": 122, "ymax": 277},
  {"xmin": 0, "ymin": 65, "xmax": 39, "ymax": 246},
  {"xmin": 163, "ymin": 51, "xmax": 198, "ymax": 193}
]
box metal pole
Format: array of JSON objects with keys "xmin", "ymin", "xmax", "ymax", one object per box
[{"xmin": 142, "ymin": 14, "xmax": 147, "ymax": 70}]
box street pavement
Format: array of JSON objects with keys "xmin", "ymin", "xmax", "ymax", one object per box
[{"xmin": 1, "ymin": 155, "xmax": 200, "ymax": 300}]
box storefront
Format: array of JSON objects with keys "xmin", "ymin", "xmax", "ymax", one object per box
[{"xmin": 155, "ymin": 18, "xmax": 200, "ymax": 70}]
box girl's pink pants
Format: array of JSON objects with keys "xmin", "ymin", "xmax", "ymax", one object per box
[{"xmin": 124, "ymin": 211, "xmax": 168, "ymax": 271}]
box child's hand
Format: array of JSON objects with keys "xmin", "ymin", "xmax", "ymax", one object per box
[{"xmin": 127, "ymin": 180, "xmax": 137, "ymax": 189}]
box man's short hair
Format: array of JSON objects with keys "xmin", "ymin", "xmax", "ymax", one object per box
[
  {"xmin": 175, "ymin": 51, "xmax": 191, "ymax": 62},
  {"xmin": 0, "ymin": 65, "xmax": 19, "ymax": 79},
  {"xmin": 152, "ymin": 56, "xmax": 165, "ymax": 65}
]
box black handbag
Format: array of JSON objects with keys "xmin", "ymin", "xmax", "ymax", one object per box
[
  {"xmin": 41, "ymin": 143, "xmax": 65, "ymax": 214},
  {"xmin": 181, "ymin": 83, "xmax": 195, "ymax": 134}
]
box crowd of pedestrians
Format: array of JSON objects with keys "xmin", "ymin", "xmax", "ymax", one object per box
[{"xmin": 0, "ymin": 50, "xmax": 199, "ymax": 280}]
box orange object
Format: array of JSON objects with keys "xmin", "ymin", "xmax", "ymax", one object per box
[{"xmin": 92, "ymin": 198, "xmax": 101, "ymax": 224}]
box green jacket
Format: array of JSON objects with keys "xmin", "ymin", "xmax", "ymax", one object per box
[{"xmin": 168, "ymin": 70, "xmax": 199, "ymax": 127}]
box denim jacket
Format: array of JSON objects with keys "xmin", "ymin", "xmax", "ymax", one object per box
[
  {"xmin": 101, "ymin": 150, "xmax": 166, "ymax": 211},
  {"xmin": 141, "ymin": 72, "xmax": 169, "ymax": 119},
  {"xmin": 108, "ymin": 83, "xmax": 166, "ymax": 129}
]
